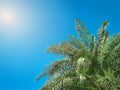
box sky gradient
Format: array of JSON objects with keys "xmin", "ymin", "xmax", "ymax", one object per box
[{"xmin": 0, "ymin": 0, "xmax": 120, "ymax": 90}]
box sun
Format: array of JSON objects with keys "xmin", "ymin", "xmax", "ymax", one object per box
[
  {"xmin": 0, "ymin": 8, "xmax": 22, "ymax": 36},
  {"xmin": 0, "ymin": 7, "xmax": 20, "ymax": 28},
  {"xmin": 0, "ymin": 10, "xmax": 14, "ymax": 24},
  {"xmin": 0, "ymin": 4, "xmax": 28, "ymax": 40}
]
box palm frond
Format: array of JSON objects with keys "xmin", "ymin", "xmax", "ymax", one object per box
[
  {"xmin": 75, "ymin": 19, "xmax": 92, "ymax": 48},
  {"xmin": 69, "ymin": 35, "xmax": 90, "ymax": 51},
  {"xmin": 98, "ymin": 21, "xmax": 109, "ymax": 43},
  {"xmin": 47, "ymin": 42, "xmax": 80, "ymax": 59}
]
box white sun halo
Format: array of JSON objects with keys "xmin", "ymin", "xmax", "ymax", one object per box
[
  {"xmin": 0, "ymin": 10, "xmax": 18, "ymax": 26},
  {"xmin": 0, "ymin": 7, "xmax": 23, "ymax": 39},
  {"xmin": 1, "ymin": 11, "xmax": 13, "ymax": 23},
  {"xmin": 0, "ymin": 7, "xmax": 21, "ymax": 29}
]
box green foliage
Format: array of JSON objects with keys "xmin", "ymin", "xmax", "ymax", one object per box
[{"xmin": 37, "ymin": 19, "xmax": 120, "ymax": 90}]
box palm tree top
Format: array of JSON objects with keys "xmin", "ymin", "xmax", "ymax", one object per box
[{"xmin": 37, "ymin": 19, "xmax": 120, "ymax": 90}]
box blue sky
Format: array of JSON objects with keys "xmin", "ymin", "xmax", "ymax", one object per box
[{"xmin": 0, "ymin": 0, "xmax": 120, "ymax": 90}]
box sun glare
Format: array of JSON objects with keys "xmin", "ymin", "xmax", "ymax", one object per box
[
  {"xmin": 0, "ymin": 8, "xmax": 20, "ymax": 28},
  {"xmin": 0, "ymin": 6, "xmax": 24, "ymax": 38},
  {"xmin": 1, "ymin": 11, "xmax": 13, "ymax": 23}
]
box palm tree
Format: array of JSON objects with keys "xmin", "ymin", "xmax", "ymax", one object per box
[{"xmin": 36, "ymin": 19, "xmax": 120, "ymax": 90}]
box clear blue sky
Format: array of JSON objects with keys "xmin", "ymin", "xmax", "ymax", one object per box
[{"xmin": 0, "ymin": 0, "xmax": 120, "ymax": 90}]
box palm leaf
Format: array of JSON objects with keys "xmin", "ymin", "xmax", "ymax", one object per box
[{"xmin": 75, "ymin": 19, "xmax": 92, "ymax": 48}]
